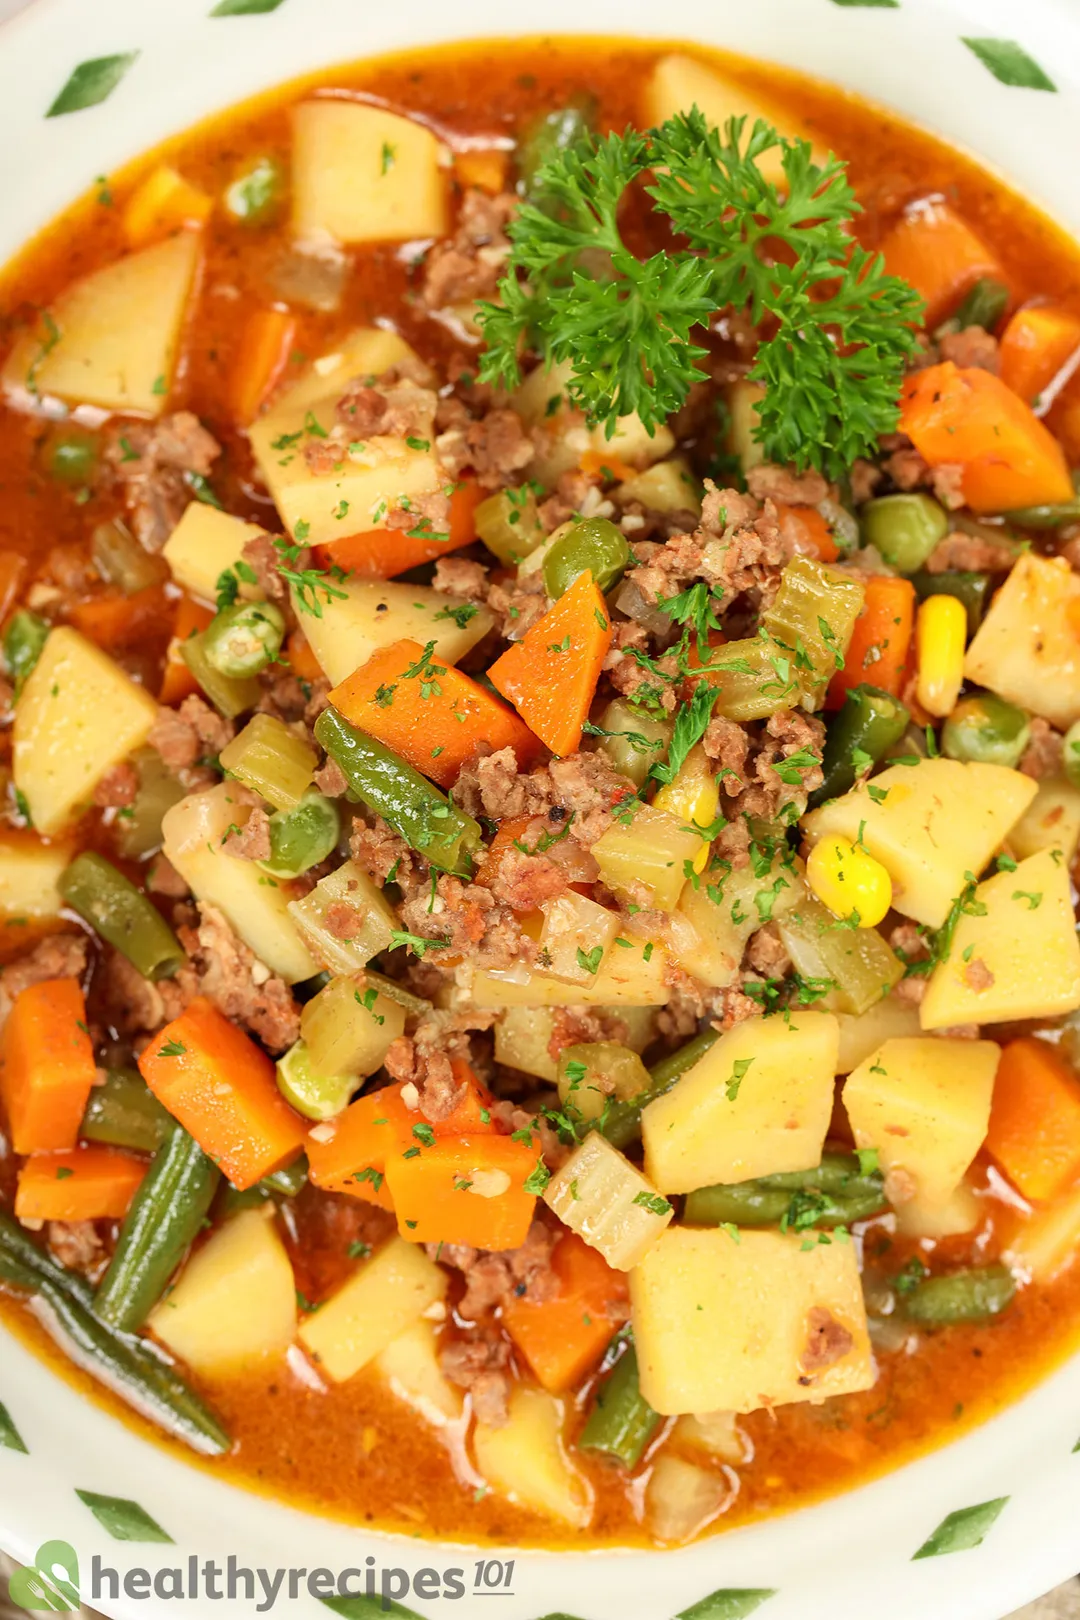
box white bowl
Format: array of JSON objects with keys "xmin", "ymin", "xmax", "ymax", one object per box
[{"xmin": 2, "ymin": 2, "xmax": 1080, "ymax": 1616}]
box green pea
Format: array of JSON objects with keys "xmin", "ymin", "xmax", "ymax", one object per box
[
  {"xmin": 543, "ymin": 517, "xmax": 631, "ymax": 599},
  {"xmin": 40, "ymin": 424, "xmax": 97, "ymax": 486},
  {"xmin": 517, "ymin": 101, "xmax": 596, "ymax": 204},
  {"xmin": 860, "ymin": 494, "xmax": 949, "ymax": 573},
  {"xmin": 276, "ymin": 1040, "xmax": 354, "ymax": 1122},
  {"xmin": 1063, "ymin": 721, "xmax": 1080, "ymax": 789},
  {"xmin": 935, "ymin": 277, "xmax": 1010, "ymax": 338},
  {"xmin": 942, "ymin": 692, "xmax": 1031, "ymax": 769},
  {"xmin": 224, "ymin": 156, "xmax": 286, "ymax": 226},
  {"xmin": 203, "ymin": 599, "xmax": 286, "ymax": 678},
  {"xmin": 261, "ymin": 790, "xmax": 340, "ymax": 878},
  {"xmin": 4, "ymin": 610, "xmax": 50, "ymax": 696}
]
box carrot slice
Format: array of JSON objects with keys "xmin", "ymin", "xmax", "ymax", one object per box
[
  {"xmin": 454, "ymin": 150, "xmax": 510, "ymax": 194},
  {"xmin": 319, "ymin": 480, "xmax": 482, "ymax": 580},
  {"xmin": 306, "ymin": 1087, "xmax": 416, "ymax": 1210},
  {"xmin": 579, "ymin": 448, "xmax": 637, "ymax": 484},
  {"xmin": 438, "ymin": 1058, "xmax": 499, "ymax": 1135},
  {"xmin": 986, "ymin": 1037, "xmax": 1080, "ymax": 1202},
  {"xmin": 384, "ymin": 1132, "xmax": 538, "ymax": 1249},
  {"xmin": 123, "ymin": 165, "xmax": 212, "ymax": 249},
  {"xmin": 0, "ymin": 977, "xmax": 97, "ymax": 1155},
  {"xmin": 999, "ymin": 305, "xmax": 1080, "ymax": 409},
  {"xmin": 826, "ymin": 575, "xmax": 915, "ymax": 710},
  {"xmin": 503, "ymin": 1234, "xmax": 628, "ymax": 1392},
  {"xmin": 160, "ymin": 595, "xmax": 214, "ymax": 705},
  {"xmin": 230, "ymin": 308, "xmax": 298, "ymax": 426},
  {"xmin": 899, "ymin": 362, "xmax": 1074, "ymax": 513},
  {"xmin": 879, "ymin": 200, "xmax": 1005, "ymax": 329},
  {"xmin": 139, "ymin": 997, "xmax": 305, "ymax": 1191},
  {"xmin": 69, "ymin": 585, "xmax": 173, "ymax": 652},
  {"xmin": 0, "ymin": 552, "xmax": 28, "ymax": 623},
  {"xmin": 774, "ymin": 501, "xmax": 839, "ymax": 563},
  {"xmin": 284, "ymin": 627, "xmax": 323, "ymax": 684},
  {"xmin": 487, "ymin": 569, "xmax": 614, "ymax": 757},
  {"xmin": 329, "ymin": 637, "xmax": 541, "ymax": 788},
  {"xmin": 15, "ymin": 1145, "xmax": 147, "ymax": 1222}
]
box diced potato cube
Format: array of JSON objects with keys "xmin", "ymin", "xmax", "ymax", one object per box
[
  {"xmin": 300, "ymin": 976, "xmax": 404, "ymax": 1077},
  {"xmin": 726, "ymin": 379, "xmax": 766, "ymax": 471},
  {"xmin": 163, "ymin": 505, "xmax": 267, "ymax": 604},
  {"xmin": 513, "ymin": 359, "xmax": 674, "ymax": 485},
  {"xmin": 162, "ymin": 784, "xmax": 317, "ymax": 983},
  {"xmin": 293, "ymin": 575, "xmax": 493, "ymax": 687},
  {"xmin": 592, "ymin": 803, "xmax": 701, "ymax": 913},
  {"xmin": 964, "ymin": 554, "xmax": 1080, "ymax": 729},
  {"xmin": 920, "ymin": 849, "xmax": 1080, "ymax": 1029},
  {"xmin": 593, "ymin": 697, "xmax": 672, "ymax": 789},
  {"xmin": 288, "ymin": 860, "xmax": 397, "ymax": 975},
  {"xmin": 1005, "ymin": 1184, "xmax": 1080, "ymax": 1283},
  {"xmin": 13, "ymin": 628, "xmax": 159, "ymax": 836},
  {"xmin": 671, "ymin": 1409, "xmax": 748, "ymax": 1464},
  {"xmin": 374, "ymin": 1318, "xmax": 463, "ymax": 1426},
  {"xmin": 2, "ymin": 233, "xmax": 199, "ymax": 417},
  {"xmin": 631, "ymin": 1226, "xmax": 874, "ymax": 1415},
  {"xmin": 643, "ymin": 54, "xmax": 816, "ymax": 189},
  {"xmin": 219, "ymin": 713, "xmax": 317, "ymax": 813},
  {"xmin": 262, "ymin": 328, "xmax": 419, "ymax": 421},
  {"xmin": 802, "ymin": 758, "xmax": 1037, "ymax": 928},
  {"xmin": 538, "ymin": 890, "xmax": 619, "ymax": 984},
  {"xmin": 292, "ymin": 101, "xmax": 447, "ymax": 245},
  {"xmin": 148, "ymin": 1207, "xmax": 295, "ymax": 1373},
  {"xmin": 473, "ymin": 1387, "xmax": 592, "ymax": 1528},
  {"xmin": 643, "ymin": 1012, "xmax": 838, "ymax": 1193},
  {"xmin": 843, "ymin": 1037, "xmax": 999, "ymax": 1208},
  {"xmin": 544, "ymin": 1131, "xmax": 672, "ymax": 1271},
  {"xmin": 1008, "ymin": 776, "xmax": 1080, "ymax": 863},
  {"xmin": 298, "ymin": 1235, "xmax": 446, "ymax": 1382},
  {"xmin": 616, "ymin": 456, "xmax": 701, "ymax": 519},
  {"xmin": 493, "ymin": 1006, "xmax": 561, "ymax": 1082},
  {"xmin": 895, "ymin": 1179, "xmax": 982, "ymax": 1239},
  {"xmin": 471, "ymin": 939, "xmax": 669, "ymax": 1008},
  {"xmin": 0, "ymin": 833, "xmax": 74, "ymax": 921},
  {"xmin": 835, "ymin": 995, "xmax": 922, "ymax": 1074},
  {"xmin": 646, "ymin": 1454, "xmax": 733, "ymax": 1545}
]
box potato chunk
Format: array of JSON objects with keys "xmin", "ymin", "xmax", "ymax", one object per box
[
  {"xmin": 148, "ymin": 1207, "xmax": 295, "ymax": 1373},
  {"xmin": 642, "ymin": 1012, "xmax": 839, "ymax": 1193},
  {"xmin": 591, "ymin": 803, "xmax": 701, "ymax": 913},
  {"xmin": 802, "ymin": 758, "xmax": 1037, "ymax": 928},
  {"xmin": 474, "ymin": 1387, "xmax": 592, "ymax": 1528},
  {"xmin": 1005, "ymin": 1184, "xmax": 1080, "ymax": 1283},
  {"xmin": 643, "ymin": 55, "xmax": 816, "ymax": 189},
  {"xmin": 375, "ymin": 1319, "xmax": 463, "ymax": 1426},
  {"xmin": 163, "ymin": 505, "xmax": 267, "ymax": 605},
  {"xmin": 1008, "ymin": 776, "xmax": 1080, "ymax": 863},
  {"xmin": 920, "ymin": 849, "xmax": 1080, "ymax": 1029},
  {"xmin": 13, "ymin": 628, "xmax": 158, "ymax": 836},
  {"xmin": 292, "ymin": 102, "xmax": 447, "ymax": 245},
  {"xmin": 843, "ymin": 1037, "xmax": 999, "ymax": 1208},
  {"xmin": 631, "ymin": 1226, "xmax": 873, "ymax": 1416},
  {"xmin": 295, "ymin": 576, "xmax": 493, "ymax": 686},
  {"xmin": 298, "ymin": 1236, "xmax": 446, "ymax": 1382},
  {"xmin": 471, "ymin": 940, "xmax": 669, "ymax": 1007},
  {"xmin": 964, "ymin": 554, "xmax": 1080, "ymax": 729},
  {"xmin": 0, "ymin": 833, "xmax": 74, "ymax": 921},
  {"xmin": 2, "ymin": 234, "xmax": 199, "ymax": 417}
]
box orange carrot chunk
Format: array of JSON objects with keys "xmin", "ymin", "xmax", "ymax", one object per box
[
  {"xmin": 899, "ymin": 362, "xmax": 1074, "ymax": 513},
  {"xmin": 139, "ymin": 997, "xmax": 305, "ymax": 1191},
  {"xmin": 438, "ymin": 1058, "xmax": 500, "ymax": 1136},
  {"xmin": 329, "ymin": 637, "xmax": 541, "ymax": 788},
  {"xmin": 319, "ymin": 480, "xmax": 482, "ymax": 580},
  {"xmin": 999, "ymin": 305, "xmax": 1080, "ymax": 409},
  {"xmin": 15, "ymin": 1146, "xmax": 147, "ymax": 1222},
  {"xmin": 503, "ymin": 1233, "xmax": 628, "ymax": 1393},
  {"xmin": 230, "ymin": 307, "xmax": 297, "ymax": 426},
  {"xmin": 160, "ymin": 595, "xmax": 214, "ymax": 705},
  {"xmin": 0, "ymin": 977, "xmax": 97, "ymax": 1155},
  {"xmin": 879, "ymin": 200, "xmax": 1005, "ymax": 330},
  {"xmin": 305, "ymin": 1087, "xmax": 416, "ymax": 1211},
  {"xmin": 985, "ymin": 1037, "xmax": 1080, "ymax": 1202},
  {"xmin": 284, "ymin": 627, "xmax": 323, "ymax": 685},
  {"xmin": 69, "ymin": 585, "xmax": 173, "ymax": 652},
  {"xmin": 773, "ymin": 501, "xmax": 839, "ymax": 564},
  {"xmin": 826, "ymin": 575, "xmax": 915, "ymax": 710},
  {"xmin": 384, "ymin": 1133, "xmax": 538, "ymax": 1250},
  {"xmin": 487, "ymin": 569, "xmax": 614, "ymax": 757}
]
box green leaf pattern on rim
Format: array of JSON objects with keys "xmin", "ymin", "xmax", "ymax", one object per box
[
  {"xmin": 210, "ymin": 0, "xmax": 289, "ymax": 13},
  {"xmin": 74, "ymin": 1490, "xmax": 173, "ymax": 1543},
  {"xmin": 321, "ymin": 1595, "xmax": 422, "ymax": 1620},
  {"xmin": 0, "ymin": 1398, "xmax": 28, "ymax": 1453},
  {"xmin": 912, "ymin": 1497, "xmax": 1009, "ymax": 1559},
  {"xmin": 830, "ymin": 1, "xmax": 900, "ymax": 8},
  {"xmin": 46, "ymin": 53, "xmax": 140, "ymax": 117},
  {"xmin": 961, "ymin": 38, "xmax": 1057, "ymax": 91},
  {"xmin": 677, "ymin": 1592, "xmax": 777, "ymax": 1620}
]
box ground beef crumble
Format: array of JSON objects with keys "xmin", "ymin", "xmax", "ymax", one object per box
[{"xmin": 104, "ymin": 411, "xmax": 221, "ymax": 551}]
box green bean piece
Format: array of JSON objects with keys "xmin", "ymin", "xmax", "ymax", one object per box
[
  {"xmin": 219, "ymin": 1153, "xmax": 310, "ymax": 1216},
  {"xmin": 91, "ymin": 520, "xmax": 167, "ymax": 596},
  {"xmin": 114, "ymin": 748, "xmax": 186, "ymax": 860},
  {"xmin": 684, "ymin": 1152, "xmax": 887, "ymax": 1229},
  {"xmin": 935, "ymin": 277, "xmax": 1010, "ymax": 337},
  {"xmin": 180, "ymin": 630, "xmax": 261, "ymax": 719},
  {"xmin": 59, "ymin": 852, "xmax": 184, "ymax": 981},
  {"xmin": 517, "ymin": 99, "xmax": 596, "ymax": 203},
  {"xmin": 1002, "ymin": 497, "xmax": 1080, "ymax": 529},
  {"xmin": 276, "ymin": 1040, "xmax": 354, "ymax": 1122},
  {"xmin": 903, "ymin": 1264, "xmax": 1016, "ymax": 1326},
  {"xmin": 0, "ymin": 1211, "xmax": 229, "ymax": 1455},
  {"xmin": 314, "ymin": 706, "xmax": 482, "ymax": 877},
  {"xmin": 543, "ymin": 517, "xmax": 632, "ymax": 599},
  {"xmin": 909, "ymin": 570, "xmax": 991, "ymax": 637},
  {"xmin": 5, "ymin": 610, "xmax": 49, "ymax": 697},
  {"xmin": 81, "ymin": 1067, "xmax": 173, "ymax": 1153},
  {"xmin": 1063, "ymin": 720, "xmax": 1080, "ymax": 790},
  {"xmin": 224, "ymin": 156, "xmax": 286, "ymax": 226},
  {"xmin": 860, "ymin": 494, "xmax": 949, "ymax": 574},
  {"xmin": 95, "ymin": 1126, "xmax": 220, "ymax": 1333},
  {"xmin": 810, "ymin": 683, "xmax": 910, "ymax": 807},
  {"xmin": 40, "ymin": 423, "xmax": 98, "ymax": 486},
  {"xmin": 203, "ymin": 599, "xmax": 286, "ymax": 679},
  {"xmin": 599, "ymin": 1027, "xmax": 720, "ymax": 1151},
  {"xmin": 262, "ymin": 1155, "xmax": 309, "ymax": 1197},
  {"xmin": 942, "ymin": 692, "xmax": 1031, "ymax": 769},
  {"xmin": 261, "ymin": 790, "xmax": 340, "ymax": 879},
  {"xmin": 578, "ymin": 1343, "xmax": 660, "ymax": 1467}
]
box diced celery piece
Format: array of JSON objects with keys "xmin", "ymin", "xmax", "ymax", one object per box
[
  {"xmin": 778, "ymin": 894, "xmax": 904, "ymax": 1015},
  {"xmin": 288, "ymin": 859, "xmax": 397, "ymax": 975},
  {"xmin": 299, "ymin": 976, "xmax": 404, "ymax": 1077},
  {"xmin": 763, "ymin": 556, "xmax": 865, "ymax": 706},
  {"xmin": 591, "ymin": 802, "xmax": 700, "ymax": 912},
  {"xmin": 220, "ymin": 713, "xmax": 318, "ymax": 812},
  {"xmin": 475, "ymin": 486, "xmax": 546, "ymax": 567}
]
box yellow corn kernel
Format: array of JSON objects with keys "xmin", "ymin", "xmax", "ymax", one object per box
[
  {"xmin": 653, "ymin": 743, "xmax": 719, "ymax": 874},
  {"xmin": 915, "ymin": 594, "xmax": 967, "ymax": 719},
  {"xmin": 123, "ymin": 165, "xmax": 213, "ymax": 248},
  {"xmin": 806, "ymin": 834, "xmax": 892, "ymax": 928}
]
